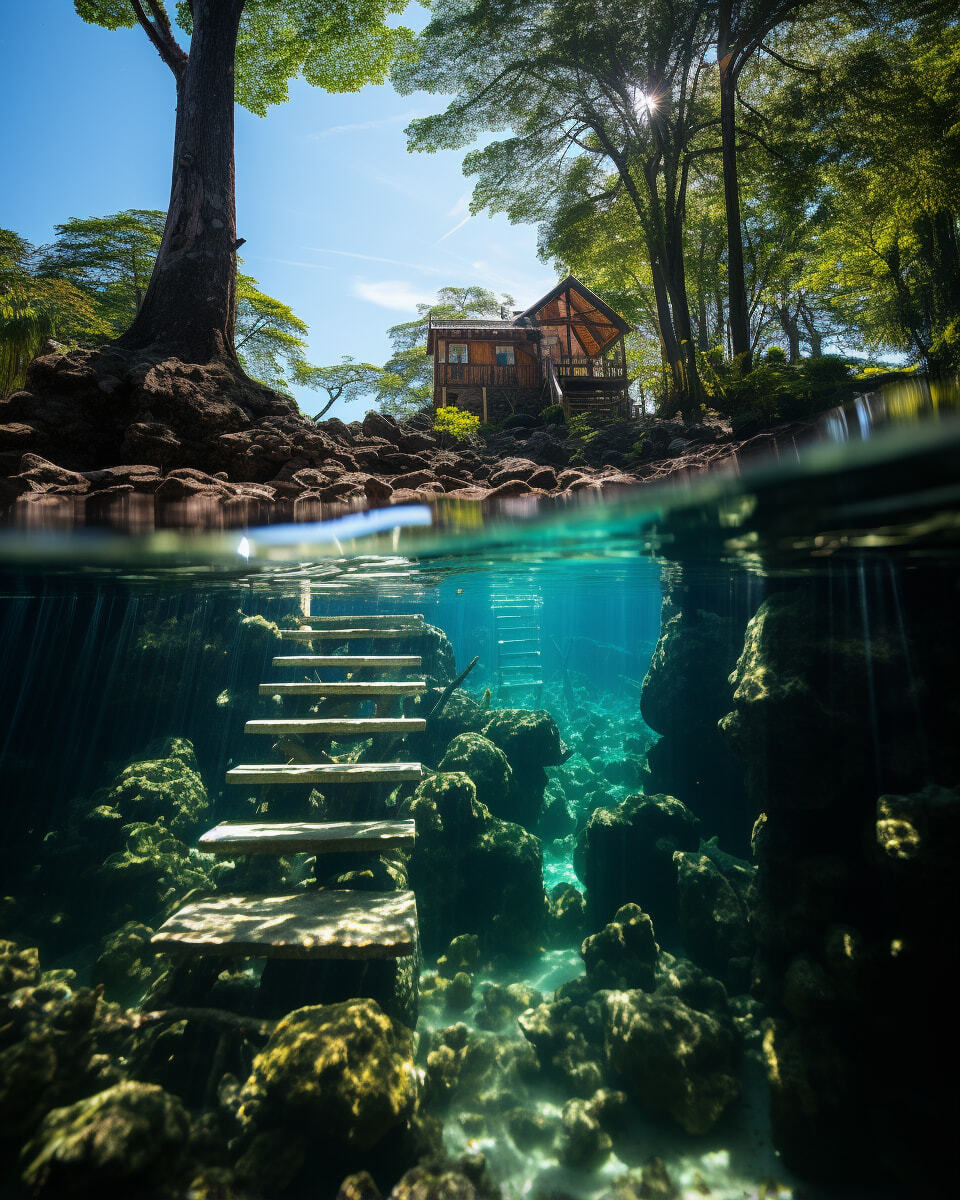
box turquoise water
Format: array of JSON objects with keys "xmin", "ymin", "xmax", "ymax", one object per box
[{"xmin": 1, "ymin": 396, "xmax": 958, "ymax": 1199}]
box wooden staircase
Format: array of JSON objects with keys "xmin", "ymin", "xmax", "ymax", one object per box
[
  {"xmin": 493, "ymin": 578, "xmax": 544, "ymax": 701},
  {"xmin": 152, "ymin": 613, "xmax": 426, "ymax": 971}
]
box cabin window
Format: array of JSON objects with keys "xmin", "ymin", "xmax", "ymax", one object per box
[
  {"xmin": 495, "ymin": 345, "xmax": 515, "ymax": 366},
  {"xmin": 447, "ymin": 393, "xmax": 460, "ymax": 407},
  {"xmin": 448, "ymin": 343, "xmax": 469, "ymax": 364}
]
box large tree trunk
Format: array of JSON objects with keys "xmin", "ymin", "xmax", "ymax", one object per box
[
  {"xmin": 718, "ymin": 27, "xmax": 752, "ymax": 371},
  {"xmin": 119, "ymin": 0, "xmax": 246, "ymax": 365}
]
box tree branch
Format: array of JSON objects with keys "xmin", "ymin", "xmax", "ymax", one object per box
[
  {"xmin": 131, "ymin": 0, "xmax": 188, "ymax": 77},
  {"xmin": 759, "ymin": 42, "xmax": 820, "ymax": 76}
]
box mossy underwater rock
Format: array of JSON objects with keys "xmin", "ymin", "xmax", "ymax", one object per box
[
  {"xmin": 94, "ymin": 736, "xmax": 208, "ymax": 838},
  {"xmin": 439, "ymin": 733, "xmax": 513, "ymax": 817},
  {"xmin": 581, "ymin": 903, "xmax": 659, "ymax": 992},
  {"xmin": 20, "ymin": 1081, "xmax": 190, "ymax": 1199},
  {"xmin": 400, "ymin": 771, "xmax": 545, "ymax": 955},
  {"xmin": 574, "ymin": 793, "xmax": 698, "ymax": 935},
  {"xmin": 0, "ymin": 938, "xmax": 41, "ymax": 993},
  {"xmin": 602, "ymin": 990, "xmax": 739, "ymax": 1135},
  {"xmin": 479, "ymin": 708, "xmax": 567, "ymax": 829},
  {"xmin": 674, "ymin": 847, "xmax": 754, "ymax": 989},
  {"xmin": 239, "ymin": 999, "xmax": 418, "ymax": 1151},
  {"xmin": 91, "ymin": 920, "xmax": 159, "ymax": 1003}
]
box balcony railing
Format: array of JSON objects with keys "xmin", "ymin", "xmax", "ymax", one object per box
[
  {"xmin": 553, "ymin": 355, "xmax": 627, "ymax": 381},
  {"xmin": 438, "ymin": 362, "xmax": 540, "ymax": 389}
]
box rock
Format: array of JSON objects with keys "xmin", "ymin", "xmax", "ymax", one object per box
[
  {"xmin": 487, "ymin": 478, "xmax": 534, "ymax": 499},
  {"xmin": 504, "ymin": 1107, "xmax": 555, "ymax": 1150},
  {"xmin": 674, "ymin": 850, "xmax": 753, "ymax": 986},
  {"xmin": 239, "ymin": 999, "xmax": 417, "ymax": 1150},
  {"xmin": 399, "ymin": 772, "xmax": 545, "ymax": 955},
  {"xmin": 361, "ymin": 410, "xmax": 403, "ymax": 444},
  {"xmin": 92, "ymin": 922, "xmax": 159, "ymax": 1002},
  {"xmin": 388, "ymin": 1166, "xmax": 478, "ymax": 1200},
  {"xmin": 445, "ymin": 972, "xmax": 474, "ymax": 1012},
  {"xmin": 20, "ymin": 1081, "xmax": 189, "ymax": 1198},
  {"xmin": 559, "ymin": 1097, "xmax": 612, "ymax": 1168},
  {"xmin": 547, "ymin": 884, "xmax": 588, "ymax": 946},
  {"xmin": 602, "ymin": 990, "xmax": 739, "ymax": 1134},
  {"xmin": 475, "ymin": 982, "xmax": 543, "ymax": 1031},
  {"xmin": 581, "ymin": 903, "xmax": 658, "ymax": 991},
  {"xmin": 438, "ymin": 733, "xmax": 513, "ymax": 819},
  {"xmin": 92, "ymin": 736, "xmax": 208, "ymax": 839},
  {"xmin": 480, "ymin": 709, "xmax": 566, "ymax": 829},
  {"xmin": 0, "ymin": 939, "xmax": 41, "ymax": 993},
  {"xmin": 574, "ymin": 793, "xmax": 699, "ymax": 933}
]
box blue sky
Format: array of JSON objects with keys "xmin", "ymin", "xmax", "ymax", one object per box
[{"xmin": 1, "ymin": 2, "xmax": 558, "ymax": 419}]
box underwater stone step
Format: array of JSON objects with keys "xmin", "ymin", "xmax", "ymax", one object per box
[
  {"xmin": 271, "ymin": 655, "xmax": 422, "ymax": 668},
  {"xmin": 226, "ymin": 762, "xmax": 423, "ymax": 785},
  {"xmin": 245, "ymin": 717, "xmax": 426, "ymax": 736},
  {"xmin": 152, "ymin": 889, "xmax": 419, "ymax": 959},
  {"xmin": 499, "ymin": 680, "xmax": 544, "ymax": 689},
  {"xmin": 497, "ymin": 638, "xmax": 540, "ymax": 646},
  {"xmin": 290, "ymin": 614, "xmax": 424, "ymax": 626},
  {"xmin": 258, "ymin": 681, "xmax": 425, "ymax": 697},
  {"xmin": 198, "ymin": 818, "xmax": 416, "ymax": 856},
  {"xmin": 279, "ymin": 629, "xmax": 420, "ymax": 641}
]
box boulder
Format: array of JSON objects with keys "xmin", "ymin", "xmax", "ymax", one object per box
[
  {"xmin": 438, "ymin": 733, "xmax": 513, "ymax": 819},
  {"xmin": 602, "ymin": 990, "xmax": 739, "ymax": 1134},
  {"xmin": 480, "ymin": 709, "xmax": 566, "ymax": 829},
  {"xmin": 574, "ymin": 793, "xmax": 699, "ymax": 934},
  {"xmin": 581, "ymin": 903, "xmax": 658, "ymax": 991},
  {"xmin": 239, "ymin": 999, "xmax": 417, "ymax": 1150},
  {"xmin": 20, "ymin": 1081, "xmax": 189, "ymax": 1199}
]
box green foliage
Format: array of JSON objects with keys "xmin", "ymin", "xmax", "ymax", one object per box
[
  {"xmin": 540, "ymin": 404, "xmax": 565, "ymax": 425},
  {"xmin": 375, "ymin": 285, "xmax": 512, "ymax": 418},
  {"xmin": 297, "ymin": 356, "xmax": 383, "ymax": 419},
  {"xmin": 0, "ymin": 228, "xmax": 108, "ymax": 395},
  {"xmin": 714, "ymin": 356, "xmax": 858, "ymax": 437},
  {"xmin": 434, "ymin": 406, "xmax": 481, "ymax": 440},
  {"xmin": 74, "ymin": 1, "xmax": 415, "ymax": 117}
]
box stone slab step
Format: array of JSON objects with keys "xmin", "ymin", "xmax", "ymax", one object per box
[
  {"xmin": 198, "ymin": 818, "xmax": 416, "ymax": 856},
  {"xmin": 245, "ymin": 717, "xmax": 426, "ymax": 736},
  {"xmin": 499, "ymin": 679, "xmax": 543, "ymax": 689},
  {"xmin": 152, "ymin": 889, "xmax": 418, "ymax": 960},
  {"xmin": 272, "ymin": 655, "xmax": 422, "ymax": 668},
  {"xmin": 280, "ymin": 629, "xmax": 420, "ymax": 641},
  {"xmin": 258, "ymin": 681, "xmax": 425, "ymax": 697},
  {"xmin": 293, "ymin": 614, "xmax": 423, "ymax": 626},
  {"xmin": 226, "ymin": 762, "xmax": 423, "ymax": 785}
]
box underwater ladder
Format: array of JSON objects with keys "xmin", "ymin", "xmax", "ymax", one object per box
[
  {"xmin": 493, "ymin": 573, "xmax": 544, "ymax": 701},
  {"xmin": 151, "ymin": 609, "xmax": 425, "ymax": 967}
]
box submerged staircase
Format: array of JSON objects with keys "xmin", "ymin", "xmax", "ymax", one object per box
[
  {"xmin": 492, "ymin": 575, "xmax": 544, "ymax": 703},
  {"xmin": 152, "ymin": 611, "xmax": 426, "ymax": 969}
]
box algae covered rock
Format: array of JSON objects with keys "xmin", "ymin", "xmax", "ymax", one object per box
[
  {"xmin": 20, "ymin": 1080, "xmax": 189, "ymax": 1198},
  {"xmin": 475, "ymin": 982, "xmax": 543, "ymax": 1031},
  {"xmin": 674, "ymin": 849, "xmax": 754, "ymax": 988},
  {"xmin": 480, "ymin": 708, "xmax": 566, "ymax": 828},
  {"xmin": 574, "ymin": 793, "xmax": 699, "ymax": 934},
  {"xmin": 92, "ymin": 921, "xmax": 159, "ymax": 1003},
  {"xmin": 581, "ymin": 903, "xmax": 658, "ymax": 991},
  {"xmin": 401, "ymin": 772, "xmax": 545, "ymax": 955},
  {"xmin": 95, "ymin": 736, "xmax": 208, "ymax": 838},
  {"xmin": 239, "ymin": 999, "xmax": 418, "ymax": 1150},
  {"xmin": 439, "ymin": 733, "xmax": 513, "ymax": 818},
  {"xmin": 602, "ymin": 990, "xmax": 739, "ymax": 1134},
  {"xmin": 0, "ymin": 939, "xmax": 41, "ymax": 993}
]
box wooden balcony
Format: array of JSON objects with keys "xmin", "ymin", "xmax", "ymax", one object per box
[
  {"xmin": 438, "ymin": 362, "xmax": 540, "ymax": 389},
  {"xmin": 554, "ymin": 355, "xmax": 627, "ymax": 383}
]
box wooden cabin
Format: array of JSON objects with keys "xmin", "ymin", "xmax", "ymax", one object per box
[{"xmin": 426, "ymin": 275, "xmax": 631, "ymax": 423}]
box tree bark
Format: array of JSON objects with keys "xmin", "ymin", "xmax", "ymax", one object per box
[
  {"xmin": 119, "ymin": 0, "xmax": 246, "ymax": 365},
  {"xmin": 718, "ymin": 31, "xmax": 752, "ymax": 370}
]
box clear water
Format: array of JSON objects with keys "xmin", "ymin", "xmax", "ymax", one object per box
[{"xmin": 1, "ymin": 389, "xmax": 958, "ymax": 1199}]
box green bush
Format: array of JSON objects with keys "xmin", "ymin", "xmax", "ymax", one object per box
[
  {"xmin": 715, "ymin": 355, "xmax": 857, "ymax": 436},
  {"xmin": 764, "ymin": 346, "xmax": 787, "ymax": 364},
  {"xmin": 433, "ymin": 406, "xmax": 481, "ymax": 440},
  {"xmin": 540, "ymin": 403, "xmax": 565, "ymax": 425}
]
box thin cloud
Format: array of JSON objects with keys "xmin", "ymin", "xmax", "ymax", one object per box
[
  {"xmin": 305, "ymin": 247, "xmax": 444, "ymax": 275},
  {"xmin": 447, "ymin": 191, "xmax": 472, "ymax": 218},
  {"xmin": 248, "ymin": 256, "xmax": 333, "ymax": 271},
  {"xmin": 310, "ymin": 111, "xmax": 422, "ymax": 140},
  {"xmin": 351, "ymin": 279, "xmax": 435, "ymax": 311},
  {"xmin": 435, "ymin": 213, "xmax": 472, "ymax": 244}
]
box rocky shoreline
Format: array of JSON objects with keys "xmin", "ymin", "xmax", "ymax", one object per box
[{"xmin": 0, "ymin": 348, "xmax": 817, "ymax": 520}]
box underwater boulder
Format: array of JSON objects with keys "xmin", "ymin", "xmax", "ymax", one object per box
[
  {"xmin": 674, "ymin": 850, "xmax": 754, "ymax": 989},
  {"xmin": 93, "ymin": 736, "xmax": 209, "ymax": 839},
  {"xmin": 388, "ymin": 1165, "xmax": 479, "ymax": 1200},
  {"xmin": 0, "ymin": 939, "xmax": 41, "ymax": 993},
  {"xmin": 20, "ymin": 1080, "xmax": 190, "ymax": 1198},
  {"xmin": 602, "ymin": 990, "xmax": 739, "ymax": 1135},
  {"xmin": 546, "ymin": 883, "xmax": 588, "ymax": 946},
  {"xmin": 239, "ymin": 999, "xmax": 418, "ymax": 1151},
  {"xmin": 475, "ymin": 982, "xmax": 543, "ymax": 1032},
  {"xmin": 559, "ymin": 1096, "xmax": 612, "ymax": 1169},
  {"xmin": 518, "ymin": 978, "xmax": 606, "ymax": 1098},
  {"xmin": 404, "ymin": 688, "xmax": 485, "ymax": 765},
  {"xmin": 92, "ymin": 920, "xmax": 160, "ymax": 1004},
  {"xmin": 393, "ymin": 622, "xmax": 456, "ymax": 686},
  {"xmin": 581, "ymin": 903, "xmax": 659, "ymax": 991},
  {"xmin": 480, "ymin": 708, "xmax": 567, "ymax": 829},
  {"xmin": 401, "ymin": 773, "xmax": 545, "ymax": 956},
  {"xmin": 574, "ymin": 793, "xmax": 699, "ymax": 936},
  {"xmin": 438, "ymin": 733, "xmax": 513, "ymax": 817}
]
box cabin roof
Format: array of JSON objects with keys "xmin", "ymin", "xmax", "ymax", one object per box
[{"xmin": 426, "ymin": 274, "xmax": 630, "ymax": 356}]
